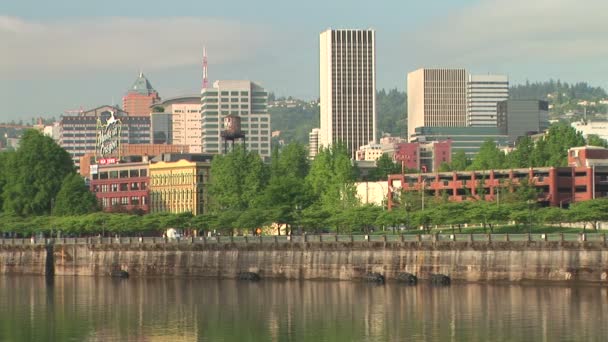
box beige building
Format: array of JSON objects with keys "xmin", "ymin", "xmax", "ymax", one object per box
[
  {"xmin": 152, "ymin": 96, "xmax": 203, "ymax": 153},
  {"xmin": 308, "ymin": 128, "xmax": 320, "ymax": 159},
  {"xmin": 407, "ymin": 68, "xmax": 467, "ymax": 141},
  {"xmin": 320, "ymin": 29, "xmax": 376, "ymax": 158},
  {"xmin": 355, "ymin": 181, "xmax": 388, "ymax": 206},
  {"xmin": 149, "ymin": 155, "xmax": 212, "ymax": 215}
]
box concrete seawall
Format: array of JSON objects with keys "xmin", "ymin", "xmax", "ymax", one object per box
[{"xmin": 2, "ymin": 241, "xmax": 608, "ymax": 283}]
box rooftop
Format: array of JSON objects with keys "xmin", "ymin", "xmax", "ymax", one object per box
[{"xmin": 127, "ymin": 72, "xmax": 156, "ymax": 96}]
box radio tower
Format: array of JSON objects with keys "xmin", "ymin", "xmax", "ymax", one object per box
[{"xmin": 202, "ymin": 47, "xmax": 208, "ymax": 90}]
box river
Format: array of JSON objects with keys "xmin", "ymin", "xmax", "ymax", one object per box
[{"xmin": 1, "ymin": 276, "xmax": 606, "ymax": 341}]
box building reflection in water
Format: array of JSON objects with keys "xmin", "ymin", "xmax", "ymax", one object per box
[{"xmin": 0, "ymin": 276, "xmax": 607, "ymax": 341}]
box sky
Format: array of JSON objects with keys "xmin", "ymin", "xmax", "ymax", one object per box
[{"xmin": 2, "ymin": 0, "xmax": 608, "ymax": 121}]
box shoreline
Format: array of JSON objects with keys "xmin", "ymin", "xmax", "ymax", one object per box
[{"xmin": 2, "ymin": 240, "xmax": 608, "ymax": 284}]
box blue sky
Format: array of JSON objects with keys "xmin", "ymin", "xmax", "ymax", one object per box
[{"xmin": 1, "ymin": 0, "xmax": 608, "ymax": 121}]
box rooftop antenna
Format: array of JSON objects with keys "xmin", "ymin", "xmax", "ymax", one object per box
[{"xmin": 202, "ymin": 46, "xmax": 208, "ymax": 90}]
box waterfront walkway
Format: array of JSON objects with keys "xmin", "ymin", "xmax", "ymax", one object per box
[{"xmin": 1, "ymin": 233, "xmax": 606, "ymax": 246}]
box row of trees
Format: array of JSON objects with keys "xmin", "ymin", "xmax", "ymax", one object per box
[{"xmin": 3, "ymin": 195, "xmax": 607, "ymax": 236}]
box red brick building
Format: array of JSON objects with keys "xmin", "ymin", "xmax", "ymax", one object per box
[
  {"xmin": 387, "ymin": 146, "xmax": 608, "ymax": 210},
  {"xmin": 90, "ymin": 158, "xmax": 150, "ymax": 213},
  {"xmin": 393, "ymin": 140, "xmax": 451, "ymax": 172}
]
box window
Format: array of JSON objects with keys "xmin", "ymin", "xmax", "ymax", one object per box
[
  {"xmin": 120, "ymin": 183, "xmax": 128, "ymax": 191},
  {"xmin": 140, "ymin": 169, "xmax": 147, "ymax": 177},
  {"xmin": 120, "ymin": 170, "xmax": 129, "ymax": 178},
  {"xmin": 130, "ymin": 169, "xmax": 139, "ymax": 177},
  {"xmin": 111, "ymin": 184, "xmax": 118, "ymax": 192},
  {"xmin": 131, "ymin": 197, "xmax": 140, "ymax": 205},
  {"xmin": 131, "ymin": 182, "xmax": 139, "ymax": 190},
  {"xmin": 121, "ymin": 197, "xmax": 129, "ymax": 205},
  {"xmin": 141, "ymin": 182, "xmax": 147, "ymax": 190}
]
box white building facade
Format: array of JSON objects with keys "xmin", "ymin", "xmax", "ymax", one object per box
[
  {"xmin": 407, "ymin": 68, "xmax": 467, "ymax": 141},
  {"xmin": 467, "ymin": 74, "xmax": 509, "ymax": 127},
  {"xmin": 320, "ymin": 29, "xmax": 377, "ymax": 158}
]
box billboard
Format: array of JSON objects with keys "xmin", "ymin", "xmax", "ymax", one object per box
[{"xmin": 95, "ymin": 110, "xmax": 122, "ymax": 162}]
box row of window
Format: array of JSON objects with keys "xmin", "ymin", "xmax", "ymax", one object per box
[
  {"xmin": 94, "ymin": 182, "xmax": 148, "ymax": 192},
  {"xmin": 102, "ymin": 196, "xmax": 147, "ymax": 207},
  {"xmin": 94, "ymin": 169, "xmax": 148, "ymax": 180}
]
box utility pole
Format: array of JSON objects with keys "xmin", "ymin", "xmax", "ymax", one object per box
[{"xmin": 421, "ymin": 178, "xmax": 425, "ymax": 210}]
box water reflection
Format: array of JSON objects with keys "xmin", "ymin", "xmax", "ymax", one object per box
[{"xmin": 0, "ymin": 276, "xmax": 607, "ymax": 341}]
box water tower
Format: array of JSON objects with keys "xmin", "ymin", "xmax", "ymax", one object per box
[{"xmin": 220, "ymin": 115, "xmax": 246, "ymax": 153}]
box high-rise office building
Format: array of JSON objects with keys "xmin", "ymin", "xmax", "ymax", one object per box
[
  {"xmin": 497, "ymin": 99, "xmax": 549, "ymax": 143},
  {"xmin": 467, "ymin": 74, "xmax": 509, "ymax": 127},
  {"xmin": 407, "ymin": 68, "xmax": 467, "ymax": 141},
  {"xmin": 308, "ymin": 128, "xmax": 320, "ymax": 159},
  {"xmin": 123, "ymin": 72, "xmax": 160, "ymax": 116},
  {"xmin": 319, "ymin": 29, "xmax": 376, "ymax": 158},
  {"xmin": 151, "ymin": 96, "xmax": 202, "ymax": 152},
  {"xmin": 200, "ymin": 80, "xmax": 271, "ymax": 159}
]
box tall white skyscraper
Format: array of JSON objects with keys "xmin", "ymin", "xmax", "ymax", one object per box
[
  {"xmin": 407, "ymin": 68, "xmax": 467, "ymax": 141},
  {"xmin": 467, "ymin": 74, "xmax": 509, "ymax": 127},
  {"xmin": 201, "ymin": 80, "xmax": 271, "ymax": 159},
  {"xmin": 319, "ymin": 29, "xmax": 376, "ymax": 158}
]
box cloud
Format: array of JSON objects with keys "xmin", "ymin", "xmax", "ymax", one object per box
[
  {"xmin": 0, "ymin": 16, "xmax": 275, "ymax": 77},
  {"xmin": 405, "ymin": 0, "xmax": 608, "ymax": 66}
]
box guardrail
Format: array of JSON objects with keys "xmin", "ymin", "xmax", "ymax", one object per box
[{"xmin": 0, "ymin": 233, "xmax": 606, "ymax": 246}]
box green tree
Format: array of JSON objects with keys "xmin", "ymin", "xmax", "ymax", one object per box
[
  {"xmin": 506, "ymin": 136, "xmax": 534, "ymax": 168},
  {"xmin": 53, "ymin": 174, "xmax": 98, "ymax": 216},
  {"xmin": 306, "ymin": 143, "xmax": 358, "ymax": 218},
  {"xmin": 569, "ymin": 198, "xmax": 608, "ymax": 231},
  {"xmin": 257, "ymin": 143, "xmax": 310, "ymax": 234},
  {"xmin": 208, "ymin": 145, "xmax": 267, "ymax": 211},
  {"xmin": 469, "ymin": 139, "xmax": 505, "ymax": 170},
  {"xmin": 450, "ymin": 150, "xmax": 470, "ymax": 171},
  {"xmin": 2, "ymin": 130, "xmax": 74, "ymax": 216},
  {"xmin": 369, "ymin": 153, "xmax": 401, "ymax": 181},
  {"xmin": 586, "ymin": 134, "xmax": 608, "ymax": 148}
]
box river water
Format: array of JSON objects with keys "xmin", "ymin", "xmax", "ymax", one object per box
[{"xmin": 1, "ymin": 276, "xmax": 607, "ymax": 341}]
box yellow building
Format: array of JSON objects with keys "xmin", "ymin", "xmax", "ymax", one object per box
[{"xmin": 149, "ymin": 157, "xmax": 212, "ymax": 215}]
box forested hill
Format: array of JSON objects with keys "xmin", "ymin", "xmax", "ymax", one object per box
[
  {"xmin": 510, "ymin": 80, "xmax": 607, "ymax": 101},
  {"xmin": 268, "ymin": 89, "xmax": 407, "ymax": 144},
  {"xmin": 270, "ymin": 81, "xmax": 608, "ymax": 145}
]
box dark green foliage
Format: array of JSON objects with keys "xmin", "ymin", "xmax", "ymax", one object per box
[
  {"xmin": 268, "ymin": 101, "xmax": 319, "ymax": 144},
  {"xmin": 53, "ymin": 174, "xmax": 98, "ymax": 216},
  {"xmin": 586, "ymin": 134, "xmax": 608, "ymax": 148},
  {"xmin": 510, "ymin": 80, "xmax": 606, "ymax": 101},
  {"xmin": 376, "ymin": 89, "xmax": 407, "ymax": 137},
  {"xmin": 449, "ymin": 150, "xmax": 470, "ymax": 171},
  {"xmin": 208, "ymin": 145, "xmax": 267, "ymax": 211},
  {"xmin": 368, "ymin": 154, "xmax": 401, "ymax": 181},
  {"xmin": 468, "ymin": 140, "xmax": 505, "ymax": 170},
  {"xmin": 2, "ymin": 130, "xmax": 74, "ymax": 216}
]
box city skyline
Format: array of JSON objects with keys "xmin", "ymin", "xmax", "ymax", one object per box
[{"xmin": 3, "ymin": 0, "xmax": 608, "ymax": 121}]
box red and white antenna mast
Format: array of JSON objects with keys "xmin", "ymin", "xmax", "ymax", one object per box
[{"xmin": 202, "ymin": 46, "xmax": 208, "ymax": 90}]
